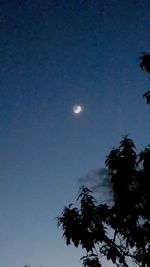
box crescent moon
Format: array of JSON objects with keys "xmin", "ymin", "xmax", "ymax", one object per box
[{"xmin": 73, "ymin": 105, "xmax": 82, "ymax": 114}]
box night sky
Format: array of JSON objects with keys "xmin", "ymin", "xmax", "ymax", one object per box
[{"xmin": 1, "ymin": 1, "xmax": 150, "ymax": 267}]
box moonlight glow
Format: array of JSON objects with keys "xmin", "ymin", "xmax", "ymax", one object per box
[{"xmin": 72, "ymin": 105, "xmax": 82, "ymax": 114}]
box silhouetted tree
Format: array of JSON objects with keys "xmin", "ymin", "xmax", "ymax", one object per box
[
  {"xmin": 140, "ymin": 52, "xmax": 150, "ymax": 104},
  {"xmin": 58, "ymin": 56, "xmax": 150, "ymax": 267},
  {"xmin": 144, "ymin": 90, "xmax": 150, "ymax": 105},
  {"xmin": 140, "ymin": 53, "xmax": 150, "ymax": 74}
]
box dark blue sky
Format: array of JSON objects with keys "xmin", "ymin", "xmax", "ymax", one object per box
[{"xmin": 0, "ymin": 1, "xmax": 150, "ymax": 267}]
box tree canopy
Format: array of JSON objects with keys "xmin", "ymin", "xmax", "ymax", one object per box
[
  {"xmin": 140, "ymin": 52, "xmax": 150, "ymax": 104},
  {"xmin": 57, "ymin": 54, "xmax": 150, "ymax": 267}
]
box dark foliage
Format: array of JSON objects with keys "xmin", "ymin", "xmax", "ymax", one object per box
[
  {"xmin": 144, "ymin": 91, "xmax": 150, "ymax": 105},
  {"xmin": 58, "ymin": 137, "xmax": 150, "ymax": 267},
  {"xmin": 140, "ymin": 53, "xmax": 150, "ymax": 74},
  {"xmin": 140, "ymin": 53, "xmax": 150, "ymax": 105}
]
